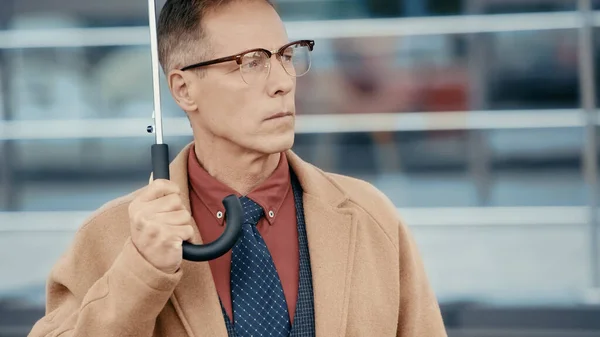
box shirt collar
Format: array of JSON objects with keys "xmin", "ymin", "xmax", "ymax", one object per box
[{"xmin": 188, "ymin": 144, "xmax": 291, "ymax": 226}]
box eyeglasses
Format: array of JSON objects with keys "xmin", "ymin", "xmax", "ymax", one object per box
[{"xmin": 181, "ymin": 40, "xmax": 315, "ymax": 85}]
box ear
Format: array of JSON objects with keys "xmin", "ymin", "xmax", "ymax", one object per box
[{"xmin": 168, "ymin": 69, "xmax": 198, "ymax": 112}]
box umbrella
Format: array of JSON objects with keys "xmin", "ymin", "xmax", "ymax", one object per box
[{"xmin": 145, "ymin": 0, "xmax": 243, "ymax": 261}]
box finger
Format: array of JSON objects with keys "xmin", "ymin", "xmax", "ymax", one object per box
[
  {"xmin": 139, "ymin": 179, "xmax": 181, "ymax": 202},
  {"xmin": 157, "ymin": 209, "xmax": 193, "ymax": 227},
  {"xmin": 143, "ymin": 194, "xmax": 186, "ymax": 214},
  {"xmin": 160, "ymin": 225, "xmax": 195, "ymax": 247},
  {"xmin": 171, "ymin": 224, "xmax": 195, "ymax": 242}
]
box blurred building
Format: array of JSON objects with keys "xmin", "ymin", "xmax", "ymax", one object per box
[{"xmin": 2, "ymin": 0, "xmax": 600, "ymax": 336}]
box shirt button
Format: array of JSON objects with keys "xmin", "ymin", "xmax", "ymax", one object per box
[
  {"xmin": 216, "ymin": 211, "xmax": 223, "ymax": 219},
  {"xmin": 268, "ymin": 210, "xmax": 274, "ymax": 218}
]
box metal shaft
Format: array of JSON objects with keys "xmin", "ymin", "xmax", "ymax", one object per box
[
  {"xmin": 0, "ymin": 0, "xmax": 17, "ymax": 211},
  {"xmin": 578, "ymin": 0, "xmax": 599, "ymax": 290},
  {"xmin": 147, "ymin": 0, "xmax": 164, "ymax": 145}
]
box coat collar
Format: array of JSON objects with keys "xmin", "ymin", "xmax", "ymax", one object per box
[
  {"xmin": 160, "ymin": 142, "xmax": 357, "ymax": 337},
  {"xmin": 158, "ymin": 142, "xmax": 351, "ymax": 213}
]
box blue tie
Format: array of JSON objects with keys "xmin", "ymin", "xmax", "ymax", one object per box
[{"xmin": 230, "ymin": 196, "xmax": 291, "ymax": 337}]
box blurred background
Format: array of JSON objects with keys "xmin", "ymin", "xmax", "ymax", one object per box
[{"xmin": 2, "ymin": 0, "xmax": 600, "ymax": 336}]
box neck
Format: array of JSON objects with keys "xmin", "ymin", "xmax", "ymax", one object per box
[{"xmin": 193, "ymin": 138, "xmax": 281, "ymax": 196}]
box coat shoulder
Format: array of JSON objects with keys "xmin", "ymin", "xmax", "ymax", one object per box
[
  {"xmin": 79, "ymin": 188, "xmax": 140, "ymax": 234},
  {"xmin": 324, "ymin": 172, "xmax": 401, "ymax": 248},
  {"xmin": 69, "ymin": 188, "xmax": 143, "ymax": 267},
  {"xmin": 45, "ymin": 188, "xmax": 145, "ymax": 297}
]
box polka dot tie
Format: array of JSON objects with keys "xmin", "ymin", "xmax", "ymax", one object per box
[{"xmin": 230, "ymin": 196, "xmax": 291, "ymax": 337}]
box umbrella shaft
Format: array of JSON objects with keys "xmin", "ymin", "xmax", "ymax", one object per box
[{"xmin": 148, "ymin": 0, "xmax": 164, "ymax": 144}]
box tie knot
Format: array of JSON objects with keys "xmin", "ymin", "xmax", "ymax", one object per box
[{"xmin": 239, "ymin": 196, "xmax": 264, "ymax": 226}]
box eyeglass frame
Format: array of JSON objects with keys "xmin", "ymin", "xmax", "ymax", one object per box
[{"xmin": 180, "ymin": 39, "xmax": 315, "ymax": 74}]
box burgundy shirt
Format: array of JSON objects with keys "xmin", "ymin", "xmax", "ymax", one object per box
[{"xmin": 187, "ymin": 145, "xmax": 299, "ymax": 323}]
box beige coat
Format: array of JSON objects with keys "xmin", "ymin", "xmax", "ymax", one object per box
[{"xmin": 29, "ymin": 144, "xmax": 447, "ymax": 337}]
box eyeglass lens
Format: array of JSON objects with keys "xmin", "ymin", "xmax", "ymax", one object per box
[{"xmin": 239, "ymin": 42, "xmax": 311, "ymax": 84}]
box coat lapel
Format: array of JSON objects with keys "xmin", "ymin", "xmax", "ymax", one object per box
[
  {"xmin": 302, "ymin": 194, "xmax": 357, "ymax": 337},
  {"xmin": 170, "ymin": 235, "xmax": 229, "ymax": 337},
  {"xmin": 162, "ymin": 143, "xmax": 229, "ymax": 337},
  {"xmin": 286, "ymin": 151, "xmax": 358, "ymax": 337}
]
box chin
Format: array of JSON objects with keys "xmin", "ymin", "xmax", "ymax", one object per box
[{"xmin": 252, "ymin": 132, "xmax": 295, "ymax": 155}]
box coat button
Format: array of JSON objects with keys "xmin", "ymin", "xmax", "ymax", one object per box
[
  {"xmin": 216, "ymin": 211, "xmax": 223, "ymax": 219},
  {"xmin": 268, "ymin": 210, "xmax": 274, "ymax": 218}
]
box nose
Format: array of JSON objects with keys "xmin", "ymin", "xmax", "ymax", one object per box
[{"xmin": 265, "ymin": 55, "xmax": 294, "ymax": 97}]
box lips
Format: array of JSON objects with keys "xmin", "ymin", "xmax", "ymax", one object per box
[{"xmin": 266, "ymin": 112, "xmax": 293, "ymax": 120}]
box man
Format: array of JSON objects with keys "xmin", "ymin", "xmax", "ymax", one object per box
[{"xmin": 29, "ymin": 0, "xmax": 447, "ymax": 336}]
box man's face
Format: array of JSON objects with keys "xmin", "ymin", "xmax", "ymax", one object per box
[{"xmin": 172, "ymin": 1, "xmax": 297, "ymax": 155}]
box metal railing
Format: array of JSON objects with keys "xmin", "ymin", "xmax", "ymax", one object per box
[
  {"xmin": 0, "ymin": 109, "xmax": 593, "ymax": 140},
  {"xmin": 0, "ymin": 206, "xmax": 592, "ymax": 233},
  {"xmin": 0, "ymin": 11, "xmax": 598, "ymax": 49}
]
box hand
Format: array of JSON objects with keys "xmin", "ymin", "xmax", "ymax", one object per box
[{"xmin": 128, "ymin": 179, "xmax": 195, "ymax": 274}]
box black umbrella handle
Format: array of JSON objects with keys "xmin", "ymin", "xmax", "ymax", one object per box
[
  {"xmin": 151, "ymin": 144, "xmax": 171, "ymax": 180},
  {"xmin": 151, "ymin": 143, "xmax": 243, "ymax": 261}
]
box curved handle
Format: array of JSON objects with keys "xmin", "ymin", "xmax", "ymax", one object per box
[
  {"xmin": 151, "ymin": 144, "xmax": 243, "ymax": 261},
  {"xmin": 182, "ymin": 195, "xmax": 243, "ymax": 261}
]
